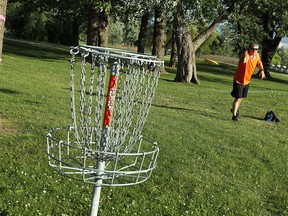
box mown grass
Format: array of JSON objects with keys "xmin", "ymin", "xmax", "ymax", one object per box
[{"xmin": 0, "ymin": 38, "xmax": 287, "ymax": 215}]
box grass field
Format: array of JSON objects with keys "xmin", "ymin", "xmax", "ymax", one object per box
[{"xmin": 0, "ymin": 38, "xmax": 287, "ymax": 215}]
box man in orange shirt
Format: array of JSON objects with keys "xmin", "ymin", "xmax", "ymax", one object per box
[{"xmin": 231, "ymin": 43, "xmax": 266, "ymax": 121}]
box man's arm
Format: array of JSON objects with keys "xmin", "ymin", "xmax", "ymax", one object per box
[
  {"xmin": 258, "ymin": 69, "xmax": 266, "ymax": 79},
  {"xmin": 239, "ymin": 51, "xmax": 248, "ymax": 63},
  {"xmin": 257, "ymin": 60, "xmax": 265, "ymax": 79}
]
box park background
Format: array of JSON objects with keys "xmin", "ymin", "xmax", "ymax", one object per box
[{"xmin": 0, "ymin": 0, "xmax": 288, "ymax": 215}]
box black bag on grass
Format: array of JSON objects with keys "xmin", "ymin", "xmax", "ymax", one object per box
[{"xmin": 264, "ymin": 111, "xmax": 280, "ymax": 123}]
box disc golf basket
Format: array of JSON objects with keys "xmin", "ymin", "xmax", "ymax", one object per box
[{"xmin": 46, "ymin": 45, "xmax": 164, "ymax": 215}]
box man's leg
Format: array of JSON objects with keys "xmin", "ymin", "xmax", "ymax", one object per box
[{"xmin": 232, "ymin": 98, "xmax": 242, "ymax": 119}]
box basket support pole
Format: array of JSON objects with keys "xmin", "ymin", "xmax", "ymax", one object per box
[
  {"xmin": 90, "ymin": 161, "xmax": 105, "ymax": 216},
  {"xmin": 90, "ymin": 62, "xmax": 119, "ymax": 216}
]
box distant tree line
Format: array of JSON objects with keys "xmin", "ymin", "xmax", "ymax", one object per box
[
  {"xmin": 3, "ymin": 0, "xmax": 288, "ymax": 83},
  {"xmin": 271, "ymin": 47, "xmax": 288, "ymax": 66}
]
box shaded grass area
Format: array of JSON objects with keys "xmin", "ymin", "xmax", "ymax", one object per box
[
  {"xmin": 0, "ymin": 38, "xmax": 287, "ymax": 215},
  {"xmin": 3, "ymin": 38, "xmax": 69, "ymax": 61}
]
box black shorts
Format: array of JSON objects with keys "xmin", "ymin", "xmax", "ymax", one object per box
[{"xmin": 231, "ymin": 81, "xmax": 249, "ymax": 98}]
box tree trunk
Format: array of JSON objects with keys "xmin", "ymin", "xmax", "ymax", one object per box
[
  {"xmin": 152, "ymin": 6, "xmax": 166, "ymax": 58},
  {"xmin": 261, "ymin": 37, "xmax": 281, "ymax": 77},
  {"xmin": 86, "ymin": 4, "xmax": 109, "ymax": 47},
  {"xmin": 169, "ymin": 16, "xmax": 177, "ymax": 68},
  {"xmin": 174, "ymin": 2, "xmax": 199, "ymax": 83},
  {"xmin": 174, "ymin": 25, "xmax": 198, "ymax": 83},
  {"xmin": 152, "ymin": 1, "xmax": 167, "ymax": 73},
  {"xmin": 174, "ymin": 1, "xmax": 233, "ymax": 84},
  {"xmin": 260, "ymin": 12, "xmax": 282, "ymax": 77},
  {"xmin": 137, "ymin": 12, "xmax": 149, "ymax": 54},
  {"xmin": 0, "ymin": 0, "xmax": 8, "ymax": 64},
  {"xmin": 98, "ymin": 10, "xmax": 108, "ymax": 47},
  {"xmin": 87, "ymin": 5, "xmax": 98, "ymax": 46},
  {"xmin": 72, "ymin": 16, "xmax": 79, "ymax": 46}
]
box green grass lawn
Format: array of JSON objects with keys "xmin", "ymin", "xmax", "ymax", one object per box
[{"xmin": 0, "ymin": 38, "xmax": 287, "ymax": 215}]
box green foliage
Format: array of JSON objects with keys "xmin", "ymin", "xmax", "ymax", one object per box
[
  {"xmin": 122, "ymin": 17, "xmax": 139, "ymax": 47},
  {"xmin": 227, "ymin": 13, "xmax": 262, "ymax": 54},
  {"xmin": 217, "ymin": 22, "xmax": 239, "ymax": 57},
  {"xmin": 7, "ymin": 3, "xmax": 48, "ymax": 41},
  {"xmin": 46, "ymin": 16, "xmax": 75, "ymax": 45},
  {"xmin": 1, "ymin": 38, "xmax": 288, "ymax": 216},
  {"xmin": 189, "ymin": 25, "xmax": 223, "ymax": 55},
  {"xmin": 277, "ymin": 46, "xmax": 288, "ymax": 66},
  {"xmin": 189, "ymin": 25, "xmax": 198, "ymax": 40},
  {"xmin": 259, "ymin": 0, "xmax": 288, "ymax": 38},
  {"xmin": 108, "ymin": 19, "xmax": 124, "ymax": 44},
  {"xmin": 197, "ymin": 31, "xmax": 220, "ymax": 55},
  {"xmin": 6, "ymin": 2, "xmax": 77, "ymax": 45},
  {"xmin": 225, "ymin": 0, "xmax": 288, "ymax": 56},
  {"xmin": 271, "ymin": 52, "xmax": 282, "ymax": 65},
  {"xmin": 92, "ymin": 0, "xmax": 111, "ymax": 14}
]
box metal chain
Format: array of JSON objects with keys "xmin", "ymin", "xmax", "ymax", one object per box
[
  {"xmin": 69, "ymin": 46, "xmax": 162, "ymax": 153},
  {"xmin": 79, "ymin": 51, "xmax": 90, "ymax": 145},
  {"xmin": 85, "ymin": 52, "xmax": 97, "ymax": 147},
  {"xmin": 131, "ymin": 65, "xmax": 160, "ymax": 149},
  {"xmin": 126, "ymin": 65, "xmax": 156, "ymax": 153},
  {"xmin": 94, "ymin": 54, "xmax": 108, "ymax": 149},
  {"xmin": 70, "ymin": 47, "xmax": 81, "ymax": 146}
]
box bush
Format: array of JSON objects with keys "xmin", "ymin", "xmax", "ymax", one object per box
[{"xmin": 271, "ymin": 52, "xmax": 282, "ymax": 65}]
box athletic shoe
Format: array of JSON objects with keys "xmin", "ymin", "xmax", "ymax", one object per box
[{"xmin": 232, "ymin": 115, "xmax": 239, "ymax": 121}]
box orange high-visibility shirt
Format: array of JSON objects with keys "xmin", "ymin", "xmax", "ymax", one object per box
[{"xmin": 234, "ymin": 53, "xmax": 263, "ymax": 85}]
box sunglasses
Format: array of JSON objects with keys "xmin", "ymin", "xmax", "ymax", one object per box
[{"xmin": 251, "ymin": 48, "xmax": 259, "ymax": 51}]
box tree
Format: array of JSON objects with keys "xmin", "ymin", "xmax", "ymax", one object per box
[
  {"xmin": 138, "ymin": 12, "xmax": 150, "ymax": 53},
  {"xmin": 174, "ymin": 2, "xmax": 196, "ymax": 83},
  {"xmin": 174, "ymin": 0, "xmax": 236, "ymax": 84},
  {"xmin": 152, "ymin": 0, "xmax": 167, "ymax": 63},
  {"xmin": 258, "ymin": 1, "xmax": 288, "ymax": 77},
  {"xmin": 11, "ymin": 0, "xmax": 112, "ymax": 47},
  {"xmin": 197, "ymin": 31, "xmax": 220, "ymax": 55},
  {"xmin": 223, "ymin": 0, "xmax": 288, "ymax": 77},
  {"xmin": 169, "ymin": 16, "xmax": 177, "ymax": 67},
  {"xmin": 277, "ymin": 46, "xmax": 288, "ymax": 66},
  {"xmin": 271, "ymin": 52, "xmax": 282, "ymax": 66},
  {"xmin": 112, "ymin": 0, "xmax": 157, "ymax": 54},
  {"xmin": 87, "ymin": 0, "xmax": 110, "ymax": 47},
  {"xmin": 108, "ymin": 19, "xmax": 124, "ymax": 45},
  {"xmin": 217, "ymin": 22, "xmax": 238, "ymax": 57},
  {"xmin": 0, "ymin": 0, "xmax": 7, "ymax": 64},
  {"xmin": 6, "ymin": 0, "xmax": 87, "ymax": 45}
]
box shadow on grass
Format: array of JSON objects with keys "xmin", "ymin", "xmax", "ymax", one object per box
[
  {"xmin": 241, "ymin": 114, "xmax": 264, "ymax": 121},
  {"xmin": 0, "ymin": 88, "xmax": 21, "ymax": 95},
  {"xmin": 164, "ymin": 62, "xmax": 235, "ymax": 85},
  {"xmin": 251, "ymin": 74, "xmax": 288, "ymax": 85},
  {"xmin": 198, "ymin": 74, "xmax": 232, "ymax": 85},
  {"xmin": 153, "ymin": 103, "xmax": 269, "ymax": 123},
  {"xmin": 159, "ymin": 77, "xmax": 174, "ymax": 82},
  {"xmin": 23, "ymin": 100, "xmax": 42, "ymax": 106},
  {"xmin": 152, "ymin": 103, "xmax": 230, "ymax": 121},
  {"xmin": 197, "ymin": 62, "xmax": 236, "ymax": 77},
  {"xmin": 269, "ymin": 77, "xmax": 288, "ymax": 85},
  {"xmin": 164, "ymin": 66, "xmax": 177, "ymax": 75},
  {"xmin": 3, "ymin": 38, "xmax": 69, "ymax": 61},
  {"xmin": 165, "ymin": 62, "xmax": 236, "ymax": 76}
]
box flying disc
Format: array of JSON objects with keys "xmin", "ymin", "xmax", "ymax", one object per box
[{"xmin": 204, "ymin": 58, "xmax": 219, "ymax": 65}]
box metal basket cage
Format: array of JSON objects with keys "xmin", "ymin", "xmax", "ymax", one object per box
[
  {"xmin": 46, "ymin": 45, "xmax": 164, "ymax": 215},
  {"xmin": 47, "ymin": 127, "xmax": 159, "ymax": 186}
]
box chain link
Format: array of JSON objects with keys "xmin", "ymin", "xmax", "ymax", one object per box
[{"xmin": 69, "ymin": 46, "xmax": 162, "ymax": 153}]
